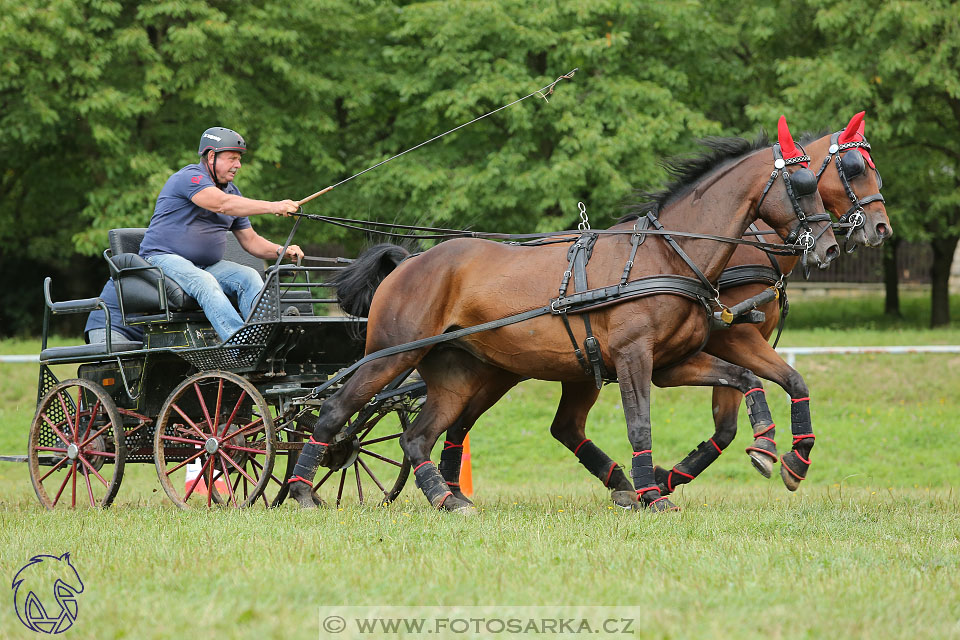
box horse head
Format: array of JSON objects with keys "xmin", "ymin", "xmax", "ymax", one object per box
[
  {"xmin": 755, "ymin": 116, "xmax": 840, "ymax": 270},
  {"xmin": 806, "ymin": 111, "xmax": 891, "ymax": 249}
]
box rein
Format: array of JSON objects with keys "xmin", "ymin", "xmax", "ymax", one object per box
[{"xmin": 293, "ymin": 211, "xmax": 807, "ymax": 256}]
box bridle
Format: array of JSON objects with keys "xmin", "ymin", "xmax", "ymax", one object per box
[
  {"xmin": 814, "ymin": 131, "xmax": 885, "ymax": 252},
  {"xmin": 755, "ymin": 143, "xmax": 833, "ymax": 269}
]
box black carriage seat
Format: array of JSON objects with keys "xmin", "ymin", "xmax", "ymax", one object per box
[
  {"xmin": 106, "ymin": 228, "xmax": 314, "ymax": 320},
  {"xmin": 106, "ymin": 228, "xmax": 266, "ymax": 316}
]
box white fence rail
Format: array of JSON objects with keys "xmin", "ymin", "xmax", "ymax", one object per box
[
  {"xmin": 3, "ymin": 345, "xmax": 960, "ymax": 366},
  {"xmin": 777, "ymin": 345, "xmax": 960, "ymax": 367},
  {"xmin": 0, "ymin": 355, "xmax": 41, "ymax": 363}
]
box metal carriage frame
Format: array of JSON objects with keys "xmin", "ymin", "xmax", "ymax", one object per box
[{"xmin": 23, "ymin": 229, "xmax": 425, "ymax": 511}]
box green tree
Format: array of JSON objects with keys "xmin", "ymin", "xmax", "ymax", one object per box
[
  {"xmin": 741, "ymin": 0, "xmax": 960, "ymax": 327},
  {"xmin": 0, "ymin": 0, "xmax": 388, "ymax": 333},
  {"xmin": 317, "ymin": 0, "xmax": 738, "ymax": 238}
]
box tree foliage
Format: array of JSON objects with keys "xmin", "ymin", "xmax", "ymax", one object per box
[
  {"xmin": 738, "ymin": 0, "xmax": 960, "ymax": 324},
  {"xmin": 1, "ymin": 0, "xmax": 957, "ymax": 334}
]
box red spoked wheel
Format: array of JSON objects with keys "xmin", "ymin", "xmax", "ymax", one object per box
[
  {"xmin": 154, "ymin": 371, "xmax": 275, "ymax": 509},
  {"xmin": 28, "ymin": 379, "xmax": 126, "ymax": 509},
  {"xmin": 305, "ymin": 395, "xmax": 419, "ymax": 508}
]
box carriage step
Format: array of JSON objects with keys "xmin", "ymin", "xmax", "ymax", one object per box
[{"xmin": 0, "ymin": 454, "xmax": 27, "ymax": 463}]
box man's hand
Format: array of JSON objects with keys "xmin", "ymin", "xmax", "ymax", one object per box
[
  {"xmin": 272, "ymin": 199, "xmax": 300, "ymax": 217},
  {"xmin": 278, "ymin": 244, "xmax": 305, "ymax": 262}
]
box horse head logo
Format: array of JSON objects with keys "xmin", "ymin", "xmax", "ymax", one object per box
[{"xmin": 12, "ymin": 553, "xmax": 84, "ymax": 634}]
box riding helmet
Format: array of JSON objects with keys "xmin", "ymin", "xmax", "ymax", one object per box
[{"xmin": 198, "ymin": 127, "xmax": 247, "ymax": 157}]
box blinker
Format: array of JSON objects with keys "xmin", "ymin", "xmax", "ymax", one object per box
[
  {"xmin": 841, "ymin": 149, "xmax": 866, "ymax": 178},
  {"xmin": 789, "ymin": 167, "xmax": 817, "ymax": 196}
]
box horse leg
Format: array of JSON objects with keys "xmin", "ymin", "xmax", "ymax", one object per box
[
  {"xmin": 548, "ymin": 381, "xmax": 638, "ymax": 509},
  {"xmin": 403, "ymin": 349, "xmax": 513, "ymax": 513},
  {"xmin": 438, "ymin": 417, "xmax": 472, "ymax": 504},
  {"xmin": 437, "ymin": 363, "xmax": 522, "ymax": 505},
  {"xmin": 649, "ymin": 352, "xmax": 777, "ymax": 495},
  {"xmin": 704, "ymin": 328, "xmax": 815, "ymax": 490},
  {"xmin": 614, "ymin": 353, "xmax": 679, "ymax": 512},
  {"xmin": 287, "ymin": 353, "xmax": 422, "ymax": 508}
]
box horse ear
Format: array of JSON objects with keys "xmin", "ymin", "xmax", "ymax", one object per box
[
  {"xmin": 838, "ymin": 111, "xmax": 865, "ymax": 143},
  {"xmin": 777, "ymin": 116, "xmax": 808, "ymax": 167},
  {"xmin": 840, "ymin": 110, "xmax": 875, "ymax": 168}
]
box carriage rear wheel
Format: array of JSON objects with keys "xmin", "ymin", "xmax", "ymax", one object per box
[
  {"xmin": 154, "ymin": 371, "xmax": 275, "ymax": 509},
  {"xmin": 28, "ymin": 379, "xmax": 126, "ymax": 510}
]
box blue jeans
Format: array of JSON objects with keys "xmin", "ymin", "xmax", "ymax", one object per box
[
  {"xmin": 86, "ymin": 329, "xmax": 135, "ymax": 344},
  {"xmin": 146, "ymin": 253, "xmax": 264, "ymax": 341}
]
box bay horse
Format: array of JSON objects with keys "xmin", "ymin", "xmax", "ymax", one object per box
[
  {"xmin": 652, "ymin": 111, "xmax": 891, "ymax": 493},
  {"xmin": 288, "ymin": 117, "xmax": 840, "ymax": 512},
  {"xmin": 433, "ymin": 112, "xmax": 890, "ymax": 506}
]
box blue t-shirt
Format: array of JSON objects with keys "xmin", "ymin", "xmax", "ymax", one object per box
[
  {"xmin": 139, "ymin": 163, "xmax": 252, "ymax": 267},
  {"xmin": 84, "ymin": 280, "xmax": 145, "ymax": 342}
]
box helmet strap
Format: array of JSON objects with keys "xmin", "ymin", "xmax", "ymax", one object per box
[{"xmin": 205, "ymin": 151, "xmax": 227, "ymax": 190}]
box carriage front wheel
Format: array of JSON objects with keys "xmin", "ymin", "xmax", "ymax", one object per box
[
  {"xmin": 154, "ymin": 371, "xmax": 275, "ymax": 509},
  {"xmin": 28, "ymin": 379, "xmax": 126, "ymax": 509}
]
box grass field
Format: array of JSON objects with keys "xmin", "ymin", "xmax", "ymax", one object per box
[{"xmin": 1, "ymin": 293, "xmax": 959, "ymax": 639}]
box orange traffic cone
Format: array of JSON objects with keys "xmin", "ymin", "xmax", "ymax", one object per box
[
  {"xmin": 185, "ymin": 460, "xmax": 228, "ymax": 496},
  {"xmin": 460, "ymin": 434, "xmax": 473, "ymax": 497}
]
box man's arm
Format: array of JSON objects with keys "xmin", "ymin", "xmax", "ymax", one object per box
[
  {"xmin": 233, "ymin": 227, "xmax": 304, "ymax": 262},
  {"xmin": 192, "ymin": 187, "xmax": 298, "ymax": 217}
]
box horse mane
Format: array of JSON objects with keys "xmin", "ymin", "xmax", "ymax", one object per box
[
  {"xmin": 799, "ymin": 129, "xmax": 830, "ymax": 145},
  {"xmin": 620, "ymin": 132, "xmax": 771, "ymax": 223}
]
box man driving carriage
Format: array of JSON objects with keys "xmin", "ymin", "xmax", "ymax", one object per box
[{"xmin": 138, "ymin": 127, "xmax": 305, "ymax": 341}]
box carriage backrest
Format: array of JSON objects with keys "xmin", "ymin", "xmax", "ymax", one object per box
[{"xmin": 108, "ymin": 228, "xmax": 266, "ymax": 276}]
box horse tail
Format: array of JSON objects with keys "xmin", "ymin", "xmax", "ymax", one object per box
[{"xmin": 333, "ymin": 243, "xmax": 411, "ymax": 317}]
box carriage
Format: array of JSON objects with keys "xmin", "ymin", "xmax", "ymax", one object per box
[{"xmin": 23, "ymin": 226, "xmax": 425, "ymax": 510}]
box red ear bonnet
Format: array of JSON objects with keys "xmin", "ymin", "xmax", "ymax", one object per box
[
  {"xmin": 777, "ymin": 115, "xmax": 808, "ymax": 168},
  {"xmin": 838, "ymin": 111, "xmax": 875, "ymax": 168}
]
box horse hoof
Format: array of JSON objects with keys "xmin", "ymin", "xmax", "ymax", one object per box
[
  {"xmin": 450, "ymin": 489, "xmax": 474, "ymax": 506},
  {"xmin": 289, "ymin": 483, "xmax": 322, "ymax": 509},
  {"xmin": 653, "ymin": 465, "xmax": 672, "ymax": 495},
  {"xmin": 648, "ymin": 497, "xmax": 681, "ymax": 513},
  {"xmin": 780, "ymin": 460, "xmax": 802, "ymax": 492},
  {"xmin": 452, "ymin": 504, "xmax": 478, "ymax": 517},
  {"xmin": 748, "ymin": 451, "xmax": 774, "ymax": 478},
  {"xmin": 611, "ymin": 490, "xmax": 641, "ymax": 510},
  {"xmin": 438, "ymin": 493, "xmax": 475, "ymax": 513}
]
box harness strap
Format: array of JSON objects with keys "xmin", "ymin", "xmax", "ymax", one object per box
[
  {"xmin": 551, "ymin": 275, "xmax": 713, "ymax": 315},
  {"xmin": 560, "ymin": 232, "xmax": 609, "ymax": 387},
  {"xmin": 717, "ymin": 265, "xmax": 780, "ymax": 290},
  {"xmin": 619, "ymin": 217, "xmax": 648, "ymax": 286},
  {"xmin": 646, "ymin": 213, "xmax": 718, "ymax": 297},
  {"xmin": 309, "ymin": 304, "xmax": 554, "ymax": 397},
  {"xmin": 772, "ymin": 287, "xmax": 790, "ymax": 349},
  {"xmin": 559, "ymin": 309, "xmax": 591, "ymax": 374},
  {"xmin": 573, "ymin": 234, "xmax": 609, "ymax": 387},
  {"xmin": 753, "ymin": 223, "xmax": 785, "ymax": 276}
]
